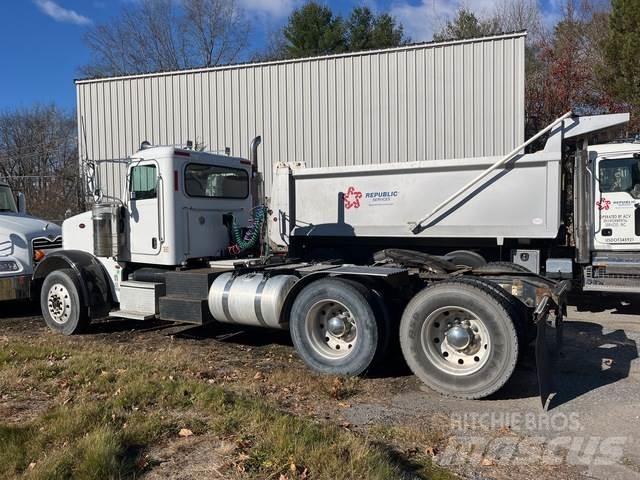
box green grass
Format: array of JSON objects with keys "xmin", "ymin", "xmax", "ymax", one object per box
[{"xmin": 0, "ymin": 338, "xmax": 455, "ymax": 479}]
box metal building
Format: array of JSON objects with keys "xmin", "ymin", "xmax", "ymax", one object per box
[{"xmin": 76, "ymin": 32, "xmax": 526, "ymax": 199}]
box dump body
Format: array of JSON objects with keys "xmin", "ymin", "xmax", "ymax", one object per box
[{"xmin": 270, "ymin": 149, "xmax": 562, "ymax": 245}]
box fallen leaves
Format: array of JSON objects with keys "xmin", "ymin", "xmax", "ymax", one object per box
[{"xmin": 481, "ymin": 457, "xmax": 496, "ymax": 466}]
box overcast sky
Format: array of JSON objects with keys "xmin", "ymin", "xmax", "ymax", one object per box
[{"xmin": 0, "ymin": 0, "xmax": 563, "ymax": 111}]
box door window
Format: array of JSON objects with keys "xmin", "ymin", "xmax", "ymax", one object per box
[
  {"xmin": 184, "ymin": 163, "xmax": 248, "ymax": 199},
  {"xmin": 130, "ymin": 165, "xmax": 157, "ymax": 200},
  {"xmin": 599, "ymin": 158, "xmax": 640, "ymax": 198}
]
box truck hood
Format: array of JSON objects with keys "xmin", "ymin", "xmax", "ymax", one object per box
[{"xmin": 0, "ymin": 214, "xmax": 62, "ymax": 238}]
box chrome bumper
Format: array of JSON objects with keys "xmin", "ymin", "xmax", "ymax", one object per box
[{"xmin": 0, "ymin": 275, "xmax": 32, "ymax": 301}]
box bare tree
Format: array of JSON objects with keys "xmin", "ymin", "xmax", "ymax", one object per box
[
  {"xmin": 493, "ymin": 0, "xmax": 543, "ymax": 41},
  {"xmin": 81, "ymin": 0, "xmax": 249, "ymax": 78},
  {"xmin": 0, "ymin": 106, "xmax": 81, "ymax": 221}
]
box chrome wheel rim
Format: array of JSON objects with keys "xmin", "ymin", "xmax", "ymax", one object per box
[
  {"xmin": 305, "ymin": 300, "xmax": 357, "ymax": 359},
  {"xmin": 421, "ymin": 306, "xmax": 491, "ymax": 376},
  {"xmin": 47, "ymin": 284, "xmax": 72, "ymax": 325}
]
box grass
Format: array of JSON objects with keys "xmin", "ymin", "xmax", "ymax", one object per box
[{"xmin": 0, "ymin": 336, "xmax": 455, "ymax": 479}]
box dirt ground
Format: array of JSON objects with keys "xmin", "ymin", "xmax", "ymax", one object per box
[{"xmin": 2, "ymin": 293, "xmax": 640, "ymax": 480}]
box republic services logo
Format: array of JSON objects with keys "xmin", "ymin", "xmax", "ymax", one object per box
[
  {"xmin": 596, "ymin": 198, "xmax": 611, "ymax": 211},
  {"xmin": 343, "ymin": 186, "xmax": 362, "ymax": 209}
]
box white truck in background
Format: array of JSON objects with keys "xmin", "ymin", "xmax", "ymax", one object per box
[{"xmin": 0, "ymin": 181, "xmax": 62, "ymax": 302}]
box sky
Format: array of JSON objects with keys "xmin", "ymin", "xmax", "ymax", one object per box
[{"xmin": 0, "ymin": 0, "xmax": 563, "ymax": 112}]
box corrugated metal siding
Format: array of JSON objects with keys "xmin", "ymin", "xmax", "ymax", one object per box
[{"xmin": 77, "ymin": 33, "xmax": 526, "ymax": 199}]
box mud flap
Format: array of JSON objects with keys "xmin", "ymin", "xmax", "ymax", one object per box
[{"xmin": 535, "ymin": 296, "xmax": 564, "ymax": 410}]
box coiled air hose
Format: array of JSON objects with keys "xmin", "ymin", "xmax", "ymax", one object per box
[{"xmin": 227, "ymin": 205, "xmax": 266, "ymax": 255}]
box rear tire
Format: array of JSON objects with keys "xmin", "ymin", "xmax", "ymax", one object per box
[
  {"xmin": 290, "ymin": 278, "xmax": 386, "ymax": 376},
  {"xmin": 41, "ymin": 269, "xmax": 89, "ymax": 336},
  {"xmin": 400, "ymin": 280, "xmax": 519, "ymax": 399}
]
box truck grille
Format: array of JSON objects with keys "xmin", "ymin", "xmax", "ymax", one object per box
[
  {"xmin": 32, "ymin": 236, "xmax": 62, "ymax": 252},
  {"xmin": 583, "ymin": 266, "xmax": 640, "ymax": 293}
]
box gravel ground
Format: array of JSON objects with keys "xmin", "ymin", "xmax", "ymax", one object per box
[{"xmin": 2, "ymin": 294, "xmax": 640, "ymax": 479}]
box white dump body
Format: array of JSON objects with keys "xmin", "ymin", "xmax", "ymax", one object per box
[{"xmin": 270, "ymin": 148, "xmax": 563, "ymax": 243}]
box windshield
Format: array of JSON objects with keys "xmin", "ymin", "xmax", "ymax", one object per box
[{"xmin": 0, "ymin": 185, "xmax": 17, "ymax": 213}]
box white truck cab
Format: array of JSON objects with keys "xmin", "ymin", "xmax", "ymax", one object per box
[
  {"xmin": 62, "ymin": 145, "xmax": 253, "ymax": 302},
  {"xmin": 0, "ymin": 181, "xmax": 62, "ymax": 301},
  {"xmin": 590, "ymin": 142, "xmax": 640, "ymax": 250}
]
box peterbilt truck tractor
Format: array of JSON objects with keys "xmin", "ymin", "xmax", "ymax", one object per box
[
  {"xmin": 0, "ymin": 181, "xmax": 62, "ymax": 302},
  {"xmin": 33, "ymin": 111, "xmax": 637, "ymax": 402}
]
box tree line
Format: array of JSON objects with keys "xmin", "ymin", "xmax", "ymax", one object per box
[{"xmin": 1, "ymin": 0, "xmax": 638, "ymax": 219}]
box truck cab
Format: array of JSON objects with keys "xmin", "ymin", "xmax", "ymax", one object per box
[
  {"xmin": 0, "ymin": 181, "xmax": 62, "ymax": 301},
  {"xmin": 61, "ymin": 145, "xmax": 253, "ymax": 302},
  {"xmin": 583, "ymin": 141, "xmax": 640, "ymax": 292}
]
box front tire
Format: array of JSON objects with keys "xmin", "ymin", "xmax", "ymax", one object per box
[
  {"xmin": 400, "ymin": 280, "xmax": 519, "ymax": 399},
  {"xmin": 290, "ymin": 278, "xmax": 386, "ymax": 376},
  {"xmin": 40, "ymin": 269, "xmax": 89, "ymax": 335}
]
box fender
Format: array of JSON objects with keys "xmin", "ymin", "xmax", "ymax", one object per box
[{"xmin": 33, "ymin": 250, "xmax": 113, "ymax": 317}]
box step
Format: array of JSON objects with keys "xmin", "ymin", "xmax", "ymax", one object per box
[
  {"xmin": 159, "ymin": 295, "xmax": 213, "ymax": 325},
  {"xmin": 108, "ymin": 310, "xmax": 156, "ymax": 321},
  {"xmin": 119, "ymin": 280, "xmax": 165, "ymax": 316},
  {"xmin": 164, "ymin": 269, "xmax": 219, "ymax": 299}
]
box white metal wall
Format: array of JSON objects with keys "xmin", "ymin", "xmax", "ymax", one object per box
[{"xmin": 76, "ymin": 32, "xmax": 526, "ymax": 199}]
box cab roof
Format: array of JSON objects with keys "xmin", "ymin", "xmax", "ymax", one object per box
[
  {"xmin": 589, "ymin": 142, "xmax": 640, "ymax": 158},
  {"xmin": 133, "ymin": 145, "xmax": 251, "ymax": 168}
]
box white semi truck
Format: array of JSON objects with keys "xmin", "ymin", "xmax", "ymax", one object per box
[
  {"xmin": 0, "ymin": 181, "xmax": 62, "ymax": 302},
  {"xmin": 32, "ymin": 112, "xmax": 637, "ymax": 402}
]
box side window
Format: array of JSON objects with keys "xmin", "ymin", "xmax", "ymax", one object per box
[
  {"xmin": 184, "ymin": 163, "xmax": 249, "ymax": 199},
  {"xmin": 599, "ymin": 158, "xmax": 640, "ymax": 198},
  {"xmin": 130, "ymin": 165, "xmax": 157, "ymax": 200}
]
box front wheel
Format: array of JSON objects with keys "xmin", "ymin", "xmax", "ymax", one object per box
[
  {"xmin": 400, "ymin": 280, "xmax": 519, "ymax": 399},
  {"xmin": 289, "ymin": 278, "xmax": 387, "ymax": 376},
  {"xmin": 40, "ymin": 269, "xmax": 89, "ymax": 335}
]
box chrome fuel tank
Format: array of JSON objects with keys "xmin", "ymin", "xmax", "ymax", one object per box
[{"xmin": 208, "ymin": 272, "xmax": 297, "ymax": 329}]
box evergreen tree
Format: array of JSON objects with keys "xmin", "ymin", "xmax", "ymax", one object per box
[
  {"xmin": 282, "ymin": 2, "xmax": 346, "ymax": 58},
  {"xmin": 601, "ymin": 0, "xmax": 640, "ymax": 109},
  {"xmin": 433, "ymin": 8, "xmax": 501, "ymax": 42},
  {"xmin": 346, "ymin": 6, "xmax": 407, "ymax": 51}
]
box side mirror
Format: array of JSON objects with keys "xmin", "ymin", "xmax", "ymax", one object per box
[{"xmin": 16, "ymin": 192, "xmax": 26, "ymax": 214}]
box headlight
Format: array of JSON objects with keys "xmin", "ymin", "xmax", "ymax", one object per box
[{"xmin": 0, "ymin": 260, "xmax": 19, "ymax": 272}]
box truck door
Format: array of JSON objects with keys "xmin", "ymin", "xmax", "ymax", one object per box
[
  {"xmin": 595, "ymin": 156, "xmax": 640, "ymax": 246},
  {"xmin": 128, "ymin": 161, "xmax": 162, "ymax": 258}
]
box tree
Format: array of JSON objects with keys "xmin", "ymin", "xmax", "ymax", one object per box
[
  {"xmin": 282, "ymin": 2, "xmax": 346, "ymax": 58},
  {"xmin": 525, "ymin": 0, "xmax": 623, "ymax": 135},
  {"xmin": 433, "ymin": 8, "xmax": 501, "ymax": 42},
  {"xmin": 493, "ymin": 0, "xmax": 542, "ymax": 41},
  {"xmin": 601, "ymin": 0, "xmax": 640, "ymax": 129},
  {"xmin": 0, "ymin": 106, "xmax": 81, "ymax": 220},
  {"xmin": 345, "ymin": 7, "xmax": 407, "ymax": 52},
  {"xmin": 81, "ymin": 0, "xmax": 249, "ymax": 77}
]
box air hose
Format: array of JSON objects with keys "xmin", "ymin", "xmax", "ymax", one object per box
[{"xmin": 227, "ymin": 205, "xmax": 267, "ymax": 255}]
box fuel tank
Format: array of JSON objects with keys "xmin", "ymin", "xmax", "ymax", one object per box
[{"xmin": 208, "ymin": 272, "xmax": 297, "ymax": 329}]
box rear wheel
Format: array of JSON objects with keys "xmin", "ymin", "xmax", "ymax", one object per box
[
  {"xmin": 40, "ymin": 269, "xmax": 89, "ymax": 335},
  {"xmin": 400, "ymin": 280, "xmax": 519, "ymax": 399},
  {"xmin": 290, "ymin": 278, "xmax": 387, "ymax": 376}
]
